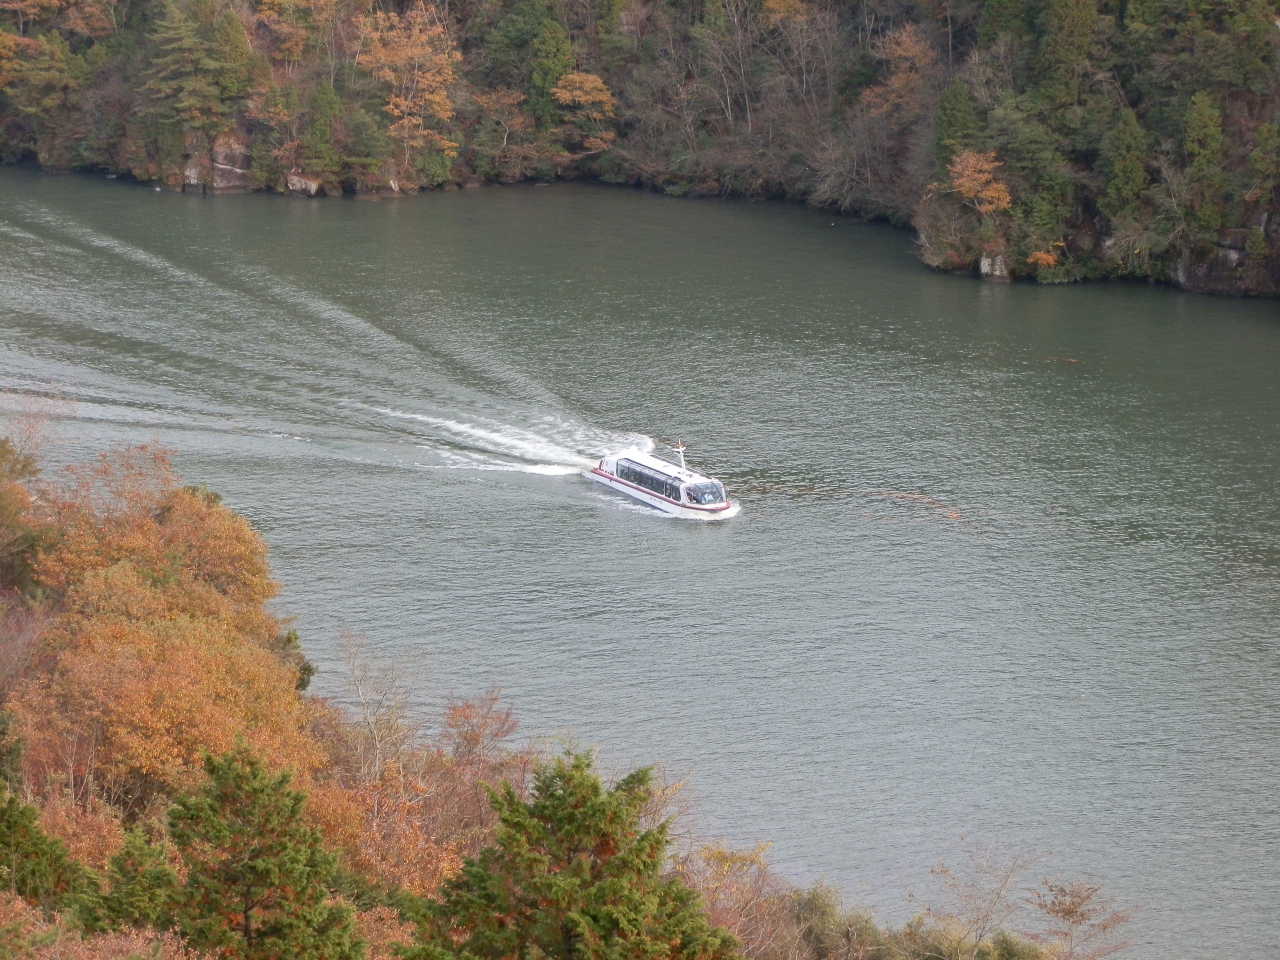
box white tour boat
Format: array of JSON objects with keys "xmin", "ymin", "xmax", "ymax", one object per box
[{"xmin": 587, "ymin": 444, "xmax": 739, "ymax": 520}]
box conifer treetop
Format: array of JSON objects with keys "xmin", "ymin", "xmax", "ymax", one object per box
[{"xmin": 409, "ymin": 751, "xmax": 740, "ymax": 960}]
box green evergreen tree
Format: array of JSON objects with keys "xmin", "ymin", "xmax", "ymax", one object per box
[
  {"xmin": 340, "ymin": 106, "xmax": 392, "ymax": 183},
  {"xmin": 99, "ymin": 830, "xmax": 179, "ymax": 931},
  {"xmin": 404, "ymin": 752, "xmax": 739, "ymax": 960},
  {"xmin": 188, "ymin": 0, "xmax": 217, "ymax": 26},
  {"xmin": 1183, "ymin": 90, "xmax": 1224, "ymax": 238},
  {"xmin": 248, "ymin": 82, "xmax": 292, "ymax": 190},
  {"xmin": 528, "ymin": 20, "xmax": 574, "ymax": 125},
  {"xmin": 212, "ymin": 11, "xmax": 252, "ymax": 103},
  {"xmin": 1099, "ymin": 107, "xmax": 1149, "ymax": 221},
  {"xmin": 1036, "ymin": 0, "xmax": 1098, "ymax": 97},
  {"xmin": 976, "ymin": 0, "xmax": 1030, "ymax": 49},
  {"xmin": 593, "ymin": 0, "xmax": 623, "ymax": 33},
  {"xmin": 145, "ymin": 0, "xmax": 226, "ymax": 133},
  {"xmin": 4, "ymin": 33, "xmax": 82, "ymax": 167},
  {"xmin": 934, "ymin": 78, "xmax": 979, "ymax": 170},
  {"xmin": 0, "ymin": 793, "xmax": 97, "ymax": 912},
  {"xmin": 484, "ymin": 0, "xmax": 554, "ymax": 83},
  {"xmin": 300, "ymin": 79, "xmax": 342, "ymax": 182},
  {"xmin": 1244, "ymin": 225, "xmax": 1268, "ymax": 263},
  {"xmin": 595, "ymin": 0, "xmax": 630, "ymax": 69},
  {"xmin": 0, "ymin": 715, "xmax": 21, "ymax": 792},
  {"xmin": 1184, "ymin": 91, "xmax": 1224, "ymax": 181},
  {"xmin": 1121, "ymin": 0, "xmax": 1274, "ymax": 135},
  {"xmin": 169, "ymin": 748, "xmax": 359, "ymax": 960}
]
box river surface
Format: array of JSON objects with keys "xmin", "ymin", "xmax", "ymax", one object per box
[{"xmin": 2, "ymin": 166, "xmax": 1279, "ymax": 957}]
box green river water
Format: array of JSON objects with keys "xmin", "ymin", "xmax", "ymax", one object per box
[{"xmin": 2, "ymin": 166, "xmax": 1278, "ymax": 957}]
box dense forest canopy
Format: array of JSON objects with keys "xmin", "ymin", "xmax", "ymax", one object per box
[{"xmin": 1, "ymin": 0, "xmax": 1279, "ymax": 292}]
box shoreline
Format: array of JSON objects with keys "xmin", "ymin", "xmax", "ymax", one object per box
[{"xmin": 3, "ymin": 159, "xmax": 1273, "ymax": 302}]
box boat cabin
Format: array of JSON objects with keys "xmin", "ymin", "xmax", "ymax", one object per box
[{"xmin": 606, "ymin": 451, "xmax": 727, "ymax": 506}]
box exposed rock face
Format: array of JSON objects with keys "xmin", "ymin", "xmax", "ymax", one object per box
[
  {"xmin": 1173, "ymin": 251, "xmax": 1280, "ymax": 297},
  {"xmin": 979, "ymin": 254, "xmax": 1010, "ymax": 281},
  {"xmin": 1169, "ymin": 211, "xmax": 1280, "ymax": 297},
  {"xmin": 211, "ymin": 135, "xmax": 251, "ymax": 172},
  {"xmin": 212, "ymin": 163, "xmax": 252, "ymax": 192},
  {"xmin": 287, "ymin": 173, "xmax": 324, "ymax": 197},
  {"xmin": 210, "ymin": 133, "xmax": 252, "ymax": 193}
]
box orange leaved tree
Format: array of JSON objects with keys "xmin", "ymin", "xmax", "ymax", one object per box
[
  {"xmin": 946, "ymin": 150, "xmax": 1012, "ymax": 217},
  {"xmin": 5, "ymin": 443, "xmax": 320, "ymax": 821},
  {"xmin": 355, "ymin": 1, "xmax": 460, "ymax": 183},
  {"xmin": 550, "ymin": 72, "xmax": 616, "ymax": 155}
]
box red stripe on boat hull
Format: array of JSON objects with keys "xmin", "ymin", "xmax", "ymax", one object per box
[{"xmin": 590, "ymin": 468, "xmax": 733, "ymax": 513}]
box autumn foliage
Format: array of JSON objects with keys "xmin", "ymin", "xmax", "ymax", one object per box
[
  {"xmin": 356, "ymin": 3, "xmax": 461, "ymax": 165},
  {"xmin": 4, "ymin": 445, "xmax": 318, "ymax": 818},
  {"xmin": 0, "ymin": 892, "xmax": 203, "ymax": 959},
  {"xmin": 860, "ymin": 25, "xmax": 939, "ymax": 128},
  {"xmin": 0, "ymin": 435, "xmax": 1131, "ymax": 960},
  {"xmin": 551, "ymin": 72, "xmax": 616, "ymax": 154},
  {"xmin": 2, "ymin": 0, "xmax": 1280, "ymax": 289},
  {"xmin": 946, "ymin": 151, "xmax": 1012, "ymax": 217},
  {"xmin": 0, "ymin": 439, "xmax": 534, "ymax": 897}
]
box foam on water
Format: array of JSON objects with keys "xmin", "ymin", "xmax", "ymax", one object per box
[
  {"xmin": 0, "ymin": 194, "xmax": 650, "ymax": 497},
  {"xmin": 428, "ymin": 445, "xmax": 584, "ymax": 476},
  {"xmin": 366, "ymin": 404, "xmax": 651, "ymax": 476},
  {"xmin": 10, "ymin": 171, "xmax": 1280, "ymax": 959}
]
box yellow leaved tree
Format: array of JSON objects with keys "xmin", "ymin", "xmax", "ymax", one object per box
[
  {"xmin": 6, "ymin": 444, "xmax": 320, "ymax": 822},
  {"xmin": 355, "ymin": 1, "xmax": 460, "ymax": 183},
  {"xmin": 550, "ymin": 72, "xmax": 615, "ymax": 155},
  {"xmin": 946, "ymin": 150, "xmax": 1012, "ymax": 216}
]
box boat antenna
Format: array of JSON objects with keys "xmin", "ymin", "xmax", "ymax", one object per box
[{"xmin": 674, "ymin": 441, "xmax": 686, "ymax": 470}]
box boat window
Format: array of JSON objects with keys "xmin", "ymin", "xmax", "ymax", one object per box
[
  {"xmin": 684, "ymin": 482, "xmax": 725, "ymax": 505},
  {"xmin": 618, "ymin": 460, "xmax": 678, "ymax": 500}
]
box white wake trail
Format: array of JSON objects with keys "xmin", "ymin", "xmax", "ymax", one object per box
[{"xmin": 366, "ymin": 404, "xmax": 652, "ymax": 476}]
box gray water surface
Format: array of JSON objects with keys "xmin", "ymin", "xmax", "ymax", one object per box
[{"xmin": 2, "ymin": 167, "xmax": 1279, "ymax": 958}]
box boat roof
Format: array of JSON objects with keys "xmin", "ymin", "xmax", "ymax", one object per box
[{"xmin": 612, "ymin": 448, "xmax": 720, "ymax": 485}]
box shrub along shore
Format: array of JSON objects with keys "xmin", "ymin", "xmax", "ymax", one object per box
[
  {"xmin": 1, "ymin": 0, "xmax": 1279, "ymax": 295},
  {"xmin": 0, "ymin": 434, "xmax": 1131, "ymax": 959}
]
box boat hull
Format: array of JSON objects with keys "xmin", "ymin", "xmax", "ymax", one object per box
[{"xmin": 587, "ymin": 468, "xmax": 740, "ymax": 520}]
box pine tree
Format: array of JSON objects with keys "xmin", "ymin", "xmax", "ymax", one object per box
[
  {"xmin": 212, "ymin": 11, "xmax": 252, "ymax": 102},
  {"xmin": 976, "ymin": 0, "xmax": 1030, "ymax": 49},
  {"xmin": 404, "ymin": 752, "xmax": 739, "ymax": 960},
  {"xmin": 1035, "ymin": 0, "xmax": 1098, "ymax": 98},
  {"xmin": 1185, "ymin": 91, "xmax": 1224, "ymax": 182},
  {"xmin": 1099, "ymin": 107, "xmax": 1149, "ymax": 221},
  {"xmin": 1183, "ymin": 91, "xmax": 1224, "ymax": 238},
  {"xmin": 934, "ymin": 78, "xmax": 978, "ymax": 170},
  {"xmin": 99, "ymin": 830, "xmax": 179, "ymax": 931},
  {"xmin": 169, "ymin": 748, "xmax": 359, "ymax": 960},
  {"xmin": 528, "ymin": 20, "xmax": 574, "ymax": 126},
  {"xmin": 301, "ymin": 79, "xmax": 343, "ymax": 182},
  {"xmin": 0, "ymin": 793, "xmax": 97, "ymax": 911},
  {"xmin": 145, "ymin": 0, "xmax": 226, "ymax": 133}
]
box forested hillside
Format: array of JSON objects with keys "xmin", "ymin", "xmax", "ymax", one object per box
[{"xmin": 1, "ymin": 0, "xmax": 1278, "ymax": 292}]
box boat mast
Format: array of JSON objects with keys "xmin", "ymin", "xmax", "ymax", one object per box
[{"xmin": 674, "ymin": 442, "xmax": 686, "ymax": 470}]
